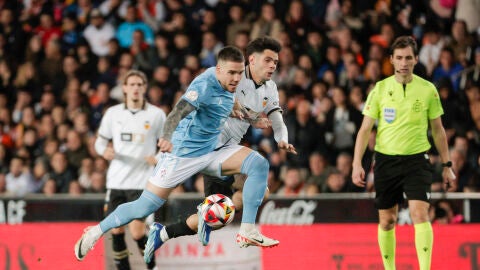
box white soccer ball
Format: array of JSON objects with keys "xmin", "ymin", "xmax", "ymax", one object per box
[{"xmin": 199, "ymin": 194, "xmax": 236, "ymax": 229}]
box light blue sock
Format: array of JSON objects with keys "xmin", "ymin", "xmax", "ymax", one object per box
[
  {"xmin": 239, "ymin": 151, "xmax": 269, "ymax": 223},
  {"xmin": 100, "ymin": 190, "xmax": 165, "ymax": 233}
]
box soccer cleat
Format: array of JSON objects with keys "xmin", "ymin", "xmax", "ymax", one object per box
[
  {"xmin": 197, "ymin": 204, "xmax": 212, "ymax": 246},
  {"xmin": 74, "ymin": 226, "xmax": 101, "ymax": 261},
  {"xmin": 236, "ymin": 229, "xmax": 279, "ymax": 248},
  {"xmin": 144, "ymin": 222, "xmax": 164, "ymax": 264}
]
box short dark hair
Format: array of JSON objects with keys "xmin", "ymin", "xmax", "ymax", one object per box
[
  {"xmin": 217, "ymin": 46, "xmax": 244, "ymax": 63},
  {"xmin": 390, "ymin": 36, "xmax": 418, "ymax": 56},
  {"xmin": 246, "ymin": 36, "xmax": 282, "ymax": 57}
]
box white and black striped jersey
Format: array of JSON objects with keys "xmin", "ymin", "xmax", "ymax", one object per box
[
  {"xmin": 97, "ymin": 103, "xmax": 166, "ymax": 189},
  {"xmin": 219, "ymin": 67, "xmax": 282, "ymax": 146}
]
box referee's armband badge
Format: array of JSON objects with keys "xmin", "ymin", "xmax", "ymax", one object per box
[{"xmin": 383, "ymin": 107, "xmax": 396, "ymax": 123}]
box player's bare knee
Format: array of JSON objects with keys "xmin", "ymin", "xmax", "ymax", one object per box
[{"xmin": 187, "ymin": 214, "xmax": 199, "ymax": 232}]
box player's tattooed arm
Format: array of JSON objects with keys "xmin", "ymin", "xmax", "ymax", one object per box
[{"xmin": 161, "ymin": 99, "xmax": 195, "ymax": 141}]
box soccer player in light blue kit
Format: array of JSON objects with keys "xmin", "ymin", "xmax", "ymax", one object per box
[{"xmin": 75, "ymin": 46, "xmax": 278, "ymax": 262}]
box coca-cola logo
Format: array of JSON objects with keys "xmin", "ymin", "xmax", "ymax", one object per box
[{"xmin": 259, "ymin": 200, "xmax": 317, "ymax": 225}]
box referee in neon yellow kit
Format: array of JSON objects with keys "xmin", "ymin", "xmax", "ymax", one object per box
[{"xmin": 352, "ymin": 36, "xmax": 457, "ymax": 270}]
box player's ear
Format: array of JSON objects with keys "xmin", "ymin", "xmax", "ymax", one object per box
[{"xmin": 248, "ymin": 54, "xmax": 255, "ymax": 65}]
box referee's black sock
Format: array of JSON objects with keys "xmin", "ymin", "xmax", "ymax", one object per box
[
  {"xmin": 166, "ymin": 220, "xmax": 196, "ymax": 239},
  {"xmin": 112, "ymin": 233, "xmax": 130, "ymax": 270},
  {"xmin": 136, "ymin": 235, "xmax": 156, "ymax": 269}
]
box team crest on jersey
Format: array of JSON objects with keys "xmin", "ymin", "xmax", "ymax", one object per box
[
  {"xmin": 144, "ymin": 121, "xmax": 151, "ymax": 130},
  {"xmin": 412, "ymin": 100, "xmax": 422, "ymax": 112},
  {"xmin": 185, "ymin": 90, "xmax": 198, "ymax": 101},
  {"xmin": 383, "ymin": 107, "xmax": 396, "ymax": 123},
  {"xmin": 262, "ymin": 97, "xmax": 268, "ymax": 107}
]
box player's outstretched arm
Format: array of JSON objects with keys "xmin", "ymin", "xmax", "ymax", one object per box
[
  {"xmin": 268, "ymin": 110, "xmax": 296, "ymax": 154},
  {"xmin": 158, "ymin": 99, "xmax": 195, "ymax": 152}
]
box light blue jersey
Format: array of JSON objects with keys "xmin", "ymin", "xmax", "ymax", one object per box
[{"xmin": 171, "ymin": 67, "xmax": 234, "ymax": 157}]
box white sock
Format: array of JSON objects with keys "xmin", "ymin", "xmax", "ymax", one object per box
[
  {"xmin": 160, "ymin": 227, "xmax": 170, "ymax": 242},
  {"xmin": 239, "ymin": 223, "xmax": 256, "ymax": 234}
]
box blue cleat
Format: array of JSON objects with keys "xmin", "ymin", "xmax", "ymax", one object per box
[
  {"xmin": 144, "ymin": 222, "xmax": 164, "ymax": 264},
  {"xmin": 197, "ymin": 204, "xmax": 212, "ymax": 246}
]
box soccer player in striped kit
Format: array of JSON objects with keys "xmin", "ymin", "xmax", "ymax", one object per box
[{"xmin": 94, "ymin": 70, "xmax": 166, "ymax": 270}]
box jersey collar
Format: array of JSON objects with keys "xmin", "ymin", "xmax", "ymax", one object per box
[
  {"xmin": 245, "ymin": 65, "xmax": 264, "ymax": 89},
  {"xmin": 124, "ymin": 100, "xmax": 147, "ymax": 111}
]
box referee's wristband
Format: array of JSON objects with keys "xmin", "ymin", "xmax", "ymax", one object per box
[{"xmin": 441, "ymin": 161, "xmax": 452, "ymax": 168}]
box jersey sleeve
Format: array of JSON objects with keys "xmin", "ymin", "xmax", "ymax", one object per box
[
  {"xmin": 427, "ymin": 85, "xmax": 444, "ymax": 119},
  {"xmin": 97, "ymin": 107, "xmax": 113, "ymax": 139},
  {"xmin": 362, "ymin": 82, "xmax": 380, "ymax": 119},
  {"xmin": 182, "ymin": 81, "xmax": 209, "ymax": 109},
  {"xmin": 154, "ymin": 109, "xmax": 167, "ymax": 139}
]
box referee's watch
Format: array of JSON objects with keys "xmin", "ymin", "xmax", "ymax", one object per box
[{"xmin": 441, "ymin": 161, "xmax": 452, "ymax": 168}]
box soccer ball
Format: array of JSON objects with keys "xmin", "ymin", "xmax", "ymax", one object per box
[{"xmin": 199, "ymin": 194, "xmax": 236, "ymax": 229}]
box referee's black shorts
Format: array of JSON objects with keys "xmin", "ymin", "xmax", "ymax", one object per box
[{"xmin": 374, "ymin": 151, "xmax": 433, "ymax": 209}]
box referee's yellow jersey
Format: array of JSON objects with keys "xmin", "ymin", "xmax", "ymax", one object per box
[{"xmin": 363, "ymin": 75, "xmax": 444, "ymax": 155}]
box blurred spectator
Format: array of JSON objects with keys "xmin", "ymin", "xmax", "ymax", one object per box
[
  {"xmin": 199, "ymin": 31, "xmax": 223, "ymax": 68},
  {"xmin": 136, "ymin": 0, "xmax": 166, "ymax": 33},
  {"xmin": 65, "ymin": 129, "xmax": 90, "ymax": 171},
  {"xmin": 61, "ymin": 15, "xmax": 80, "ymax": 55},
  {"xmin": 455, "ymin": 0, "xmax": 480, "ymax": 33},
  {"xmin": 33, "ymin": 13, "xmax": 61, "ymax": 47},
  {"xmin": 322, "ymin": 171, "xmax": 347, "ymax": 193},
  {"xmin": 250, "ymin": 3, "xmax": 284, "ymax": 41},
  {"xmin": 88, "ymin": 169, "xmax": 106, "ymax": 193},
  {"xmin": 325, "ymin": 86, "xmax": 363, "ymax": 157},
  {"xmin": 418, "ymin": 25, "xmax": 446, "ymax": 77},
  {"xmin": 226, "ymin": 4, "xmax": 251, "ymax": 46},
  {"xmin": 432, "ymin": 47, "xmax": 464, "ymax": 92},
  {"xmin": 451, "ymin": 148, "xmax": 475, "ymax": 192},
  {"xmin": 44, "ymin": 151, "xmax": 78, "ymax": 194},
  {"xmin": 31, "ymin": 159, "xmax": 49, "ymax": 193},
  {"xmin": 271, "ymin": 46, "xmax": 297, "ymax": 90},
  {"xmin": 304, "ymin": 30, "xmax": 325, "ymax": 70},
  {"xmin": 35, "ymin": 91, "xmax": 56, "ymax": 117},
  {"xmin": 39, "ymin": 39, "xmax": 63, "ymax": 92},
  {"xmin": 283, "ymin": 0, "xmax": 312, "ymax": 50},
  {"xmin": 0, "ymin": 173, "xmax": 5, "ymax": 193},
  {"xmin": 277, "ymin": 166, "xmax": 307, "ymax": 196},
  {"xmin": 460, "ymin": 47, "xmax": 480, "ymax": 91},
  {"xmin": 305, "ymin": 152, "xmax": 336, "ymax": 195},
  {"xmin": 78, "ymin": 157, "xmax": 94, "ymax": 190},
  {"xmin": 83, "ymin": 8, "xmax": 116, "ymax": 57},
  {"xmin": 267, "ymin": 168, "xmax": 282, "ymax": 194},
  {"xmin": 285, "ymin": 99, "xmax": 327, "ymax": 168},
  {"xmin": 430, "ymin": 199, "xmax": 464, "ymax": 224},
  {"xmin": 5, "ymin": 156, "xmax": 33, "ymax": 196},
  {"xmin": 0, "ymin": 120, "xmax": 14, "ymax": 150},
  {"xmin": 116, "ymin": 5, "xmax": 154, "ymax": 49},
  {"xmin": 0, "ymin": 8, "xmax": 27, "ymax": 64},
  {"xmin": 14, "ymin": 62, "xmax": 39, "ymax": 96}
]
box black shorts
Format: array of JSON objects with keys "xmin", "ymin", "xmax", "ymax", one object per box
[
  {"xmin": 374, "ymin": 151, "xmax": 433, "ymax": 209},
  {"xmin": 104, "ymin": 189, "xmax": 145, "ymax": 221},
  {"xmin": 203, "ymin": 174, "xmax": 235, "ymax": 197}
]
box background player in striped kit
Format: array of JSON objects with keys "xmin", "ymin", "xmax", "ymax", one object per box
[{"xmin": 94, "ymin": 70, "xmax": 166, "ymax": 270}]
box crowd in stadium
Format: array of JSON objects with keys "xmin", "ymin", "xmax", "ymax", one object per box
[{"xmin": 0, "ymin": 0, "xmax": 479, "ymax": 197}]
